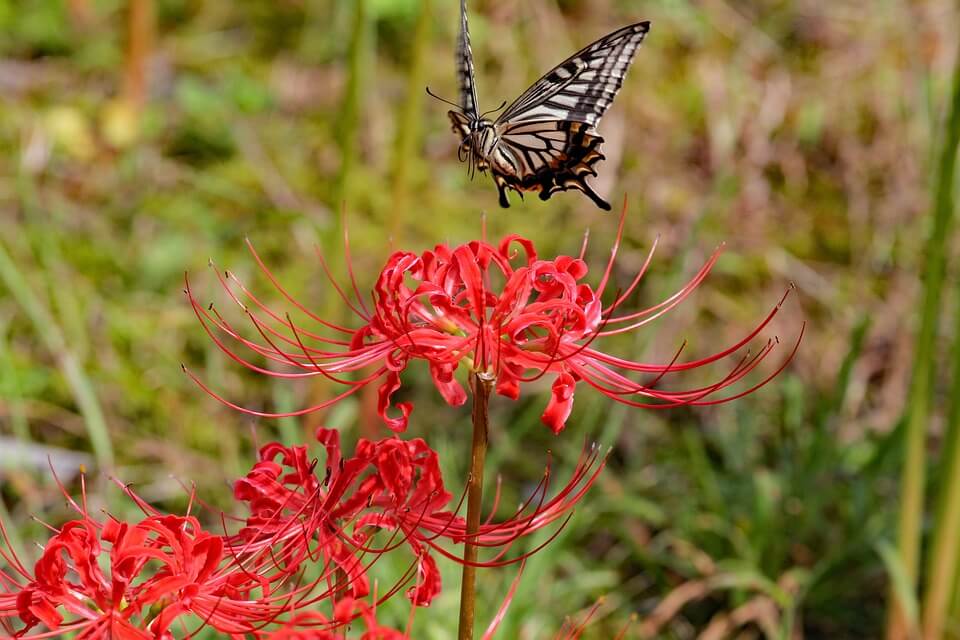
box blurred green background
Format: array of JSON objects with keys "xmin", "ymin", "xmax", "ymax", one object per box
[{"xmin": 1, "ymin": 0, "xmax": 960, "ymax": 637}]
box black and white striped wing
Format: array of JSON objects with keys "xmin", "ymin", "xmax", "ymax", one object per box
[
  {"xmin": 496, "ymin": 21, "xmax": 650, "ymax": 126},
  {"xmin": 493, "ymin": 120, "xmax": 611, "ymax": 210},
  {"xmin": 456, "ymin": 0, "xmax": 480, "ymax": 118}
]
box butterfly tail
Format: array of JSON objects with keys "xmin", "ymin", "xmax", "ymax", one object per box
[{"xmin": 495, "ymin": 176, "xmax": 512, "ymax": 208}]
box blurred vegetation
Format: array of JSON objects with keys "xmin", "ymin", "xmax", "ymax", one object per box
[{"xmin": 1, "ymin": 0, "xmax": 959, "ymax": 638}]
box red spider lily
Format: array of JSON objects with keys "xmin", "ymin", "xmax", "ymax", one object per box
[
  {"xmin": 1, "ymin": 510, "xmax": 401, "ymax": 640},
  {"xmin": 185, "ymin": 203, "xmax": 801, "ymax": 434},
  {"xmin": 229, "ymin": 427, "xmax": 453, "ymax": 608},
  {"xmin": 230, "ymin": 427, "xmax": 607, "ymax": 604},
  {"xmin": 1, "ymin": 428, "xmax": 604, "ymax": 639},
  {"xmin": 0, "ymin": 445, "xmax": 436, "ymax": 638},
  {"xmin": 0, "ymin": 510, "xmax": 275, "ymax": 639}
]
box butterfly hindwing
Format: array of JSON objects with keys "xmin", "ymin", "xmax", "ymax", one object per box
[
  {"xmin": 497, "ymin": 21, "xmax": 650, "ymax": 127},
  {"xmin": 449, "ymin": 110, "xmax": 471, "ymax": 138},
  {"xmin": 494, "ymin": 120, "xmax": 610, "ymax": 210}
]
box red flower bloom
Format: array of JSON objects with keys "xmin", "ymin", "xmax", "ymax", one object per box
[
  {"xmin": 230, "ymin": 427, "xmax": 452, "ymax": 608},
  {"xmin": 0, "ymin": 433, "xmax": 455, "ymax": 639},
  {"xmin": 230, "ymin": 427, "xmax": 606, "ymax": 607},
  {"xmin": 187, "ymin": 205, "xmax": 800, "ymax": 434},
  {"xmin": 0, "ymin": 511, "xmax": 273, "ymax": 638},
  {"xmin": 1, "ymin": 507, "xmax": 400, "ymax": 639},
  {"xmin": 1, "ymin": 429, "xmax": 603, "ymax": 638}
]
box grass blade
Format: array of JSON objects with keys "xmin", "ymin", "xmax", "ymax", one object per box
[
  {"xmin": 880, "ymin": 540, "xmax": 921, "ymax": 636},
  {"xmin": 0, "ymin": 318, "xmax": 30, "ymax": 443},
  {"xmin": 888, "ymin": 38, "xmax": 960, "ymax": 640},
  {"xmin": 922, "ymin": 50, "xmax": 960, "ymax": 634},
  {"xmin": 0, "ymin": 239, "xmax": 114, "ymax": 470}
]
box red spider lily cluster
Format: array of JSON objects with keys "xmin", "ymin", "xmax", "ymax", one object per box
[
  {"xmin": 1, "ymin": 428, "xmax": 604, "ymax": 638},
  {"xmin": 1, "ymin": 203, "xmax": 798, "ymax": 638},
  {"xmin": 186, "ymin": 209, "xmax": 799, "ymax": 434}
]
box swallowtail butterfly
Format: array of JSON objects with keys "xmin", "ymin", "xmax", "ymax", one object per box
[{"xmin": 438, "ymin": 0, "xmax": 649, "ymax": 210}]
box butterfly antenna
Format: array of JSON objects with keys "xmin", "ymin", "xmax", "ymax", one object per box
[
  {"xmin": 425, "ymin": 86, "xmax": 463, "ymax": 112},
  {"xmin": 479, "ymin": 100, "xmax": 507, "ymax": 119}
]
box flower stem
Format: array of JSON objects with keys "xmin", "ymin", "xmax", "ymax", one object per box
[{"xmin": 458, "ymin": 372, "xmax": 493, "ymax": 640}]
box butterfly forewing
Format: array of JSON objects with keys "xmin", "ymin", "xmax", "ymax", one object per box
[
  {"xmin": 456, "ymin": 0, "xmax": 480, "ymax": 118},
  {"xmin": 497, "ymin": 22, "xmax": 650, "ymax": 126}
]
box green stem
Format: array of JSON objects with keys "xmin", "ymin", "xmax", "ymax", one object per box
[
  {"xmin": 0, "ymin": 319, "xmax": 30, "ymax": 443},
  {"xmin": 950, "ymin": 575, "xmax": 960, "ymax": 640},
  {"xmin": 458, "ymin": 372, "xmax": 493, "ymax": 640},
  {"xmin": 389, "ymin": 0, "xmax": 432, "ymax": 242},
  {"xmin": 889, "ymin": 43, "xmax": 960, "ymax": 640},
  {"xmin": 922, "ymin": 49, "xmax": 960, "ymax": 639},
  {"xmin": 334, "ymin": 0, "xmax": 369, "ymax": 206}
]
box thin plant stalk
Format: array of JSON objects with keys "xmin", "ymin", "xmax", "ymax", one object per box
[
  {"xmin": 0, "ymin": 240, "xmax": 114, "ymax": 470},
  {"xmin": 921, "ymin": 45, "xmax": 960, "ymax": 639},
  {"xmin": 327, "ymin": 1, "xmax": 369, "ymax": 400},
  {"xmin": 927, "ymin": 298, "xmax": 960, "ymax": 640},
  {"xmin": 951, "ymin": 568, "xmax": 960, "ymax": 640},
  {"xmin": 123, "ymin": 0, "xmax": 154, "ymax": 108},
  {"xmin": 334, "ymin": 0, "xmax": 369, "ymax": 206},
  {"xmin": 0, "ymin": 319, "xmax": 30, "ymax": 443},
  {"xmin": 389, "ymin": 0, "xmax": 432, "ymax": 241},
  {"xmin": 458, "ymin": 372, "xmax": 493, "ymax": 640},
  {"xmin": 888, "ymin": 43, "xmax": 960, "ymax": 640}
]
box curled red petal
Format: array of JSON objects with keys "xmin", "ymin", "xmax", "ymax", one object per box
[
  {"xmin": 377, "ymin": 370, "xmax": 412, "ymax": 432},
  {"xmin": 495, "ymin": 362, "xmax": 523, "ymax": 400},
  {"xmin": 498, "ymin": 234, "xmax": 538, "ymax": 265},
  {"xmin": 20, "ymin": 591, "xmax": 62, "ymax": 631},
  {"xmin": 429, "ymin": 361, "xmax": 467, "ymax": 407},
  {"xmin": 542, "ymin": 372, "xmax": 577, "ymax": 434},
  {"xmin": 407, "ymin": 552, "xmax": 441, "ymax": 606}
]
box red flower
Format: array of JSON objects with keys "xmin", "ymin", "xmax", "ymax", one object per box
[
  {"xmin": 0, "ymin": 511, "xmax": 268, "ymax": 638},
  {"xmin": 230, "ymin": 427, "xmax": 605, "ymax": 608},
  {"xmin": 230, "ymin": 427, "xmax": 452, "ymax": 608},
  {"xmin": 0, "ymin": 453, "xmax": 445, "ymax": 638},
  {"xmin": 1, "ymin": 429, "xmax": 602, "ymax": 638},
  {"xmin": 186, "ymin": 204, "xmax": 800, "ymax": 434}
]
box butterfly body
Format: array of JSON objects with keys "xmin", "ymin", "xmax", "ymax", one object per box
[
  {"xmin": 446, "ymin": 0, "xmax": 649, "ymax": 210},
  {"xmin": 453, "ymin": 116, "xmax": 499, "ymax": 170}
]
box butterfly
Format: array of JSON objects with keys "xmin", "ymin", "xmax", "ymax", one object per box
[{"xmin": 435, "ymin": 0, "xmax": 650, "ymax": 210}]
